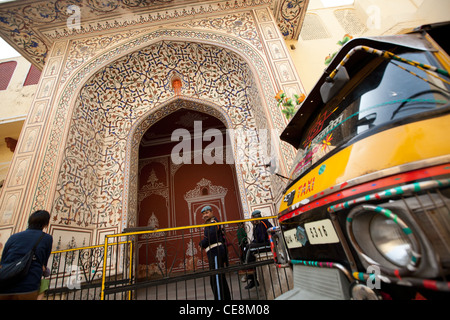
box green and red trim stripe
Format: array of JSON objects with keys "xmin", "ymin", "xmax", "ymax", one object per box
[{"xmin": 280, "ymin": 164, "xmax": 450, "ymax": 222}]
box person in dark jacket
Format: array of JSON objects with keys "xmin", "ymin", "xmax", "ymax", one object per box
[
  {"xmin": 0, "ymin": 210, "xmax": 53, "ymax": 300},
  {"xmin": 244, "ymin": 210, "xmax": 273, "ymax": 289},
  {"xmin": 198, "ymin": 205, "xmax": 231, "ymax": 300}
]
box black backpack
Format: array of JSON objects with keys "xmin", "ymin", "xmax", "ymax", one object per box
[{"xmin": 0, "ymin": 232, "xmax": 45, "ymax": 289}]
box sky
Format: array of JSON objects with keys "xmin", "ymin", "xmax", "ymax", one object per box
[
  {"xmin": 0, "ymin": 0, "xmax": 20, "ymax": 59},
  {"xmin": 0, "ymin": 38, "xmax": 20, "ymax": 59},
  {"xmin": 0, "ymin": 0, "xmax": 20, "ymax": 58}
]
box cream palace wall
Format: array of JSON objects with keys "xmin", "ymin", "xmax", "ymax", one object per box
[{"xmin": 0, "ymin": 56, "xmax": 38, "ymax": 185}]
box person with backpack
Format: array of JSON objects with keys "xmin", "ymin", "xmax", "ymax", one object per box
[{"xmin": 0, "ymin": 210, "xmax": 53, "ymax": 300}]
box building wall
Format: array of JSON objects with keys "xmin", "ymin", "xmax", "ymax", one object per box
[
  {"xmin": 0, "ymin": 0, "xmax": 448, "ymax": 250},
  {"xmin": 287, "ymin": 0, "xmax": 449, "ymax": 94},
  {"xmin": 0, "ymin": 56, "xmax": 39, "ymax": 185},
  {"xmin": 0, "ymin": 56, "xmax": 38, "ymax": 119},
  {"xmin": 0, "ymin": 6, "xmax": 299, "ymax": 250}
]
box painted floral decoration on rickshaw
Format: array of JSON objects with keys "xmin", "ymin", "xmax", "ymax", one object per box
[{"xmin": 275, "ymin": 90, "xmax": 306, "ymax": 120}]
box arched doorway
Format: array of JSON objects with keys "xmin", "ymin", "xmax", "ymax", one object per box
[
  {"xmin": 47, "ymin": 36, "xmax": 280, "ymax": 245},
  {"xmin": 136, "ymin": 107, "xmax": 244, "ymax": 275}
]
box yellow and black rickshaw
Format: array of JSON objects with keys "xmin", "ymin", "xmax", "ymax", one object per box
[{"xmin": 270, "ymin": 22, "xmax": 450, "ymax": 300}]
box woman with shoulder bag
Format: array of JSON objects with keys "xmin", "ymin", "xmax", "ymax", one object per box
[{"xmin": 0, "ymin": 210, "xmax": 53, "ymax": 300}]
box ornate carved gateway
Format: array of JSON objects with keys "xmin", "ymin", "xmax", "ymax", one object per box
[{"xmin": 0, "ymin": 0, "xmax": 305, "ymax": 250}]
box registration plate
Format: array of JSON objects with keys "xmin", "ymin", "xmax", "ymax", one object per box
[{"xmin": 304, "ymin": 219, "xmax": 339, "ymax": 245}]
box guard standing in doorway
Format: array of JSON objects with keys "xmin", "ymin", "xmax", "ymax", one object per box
[{"xmin": 199, "ymin": 205, "xmax": 231, "ymax": 300}]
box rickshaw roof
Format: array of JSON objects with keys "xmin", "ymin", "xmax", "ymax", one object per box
[{"xmin": 280, "ymin": 22, "xmax": 449, "ymax": 148}]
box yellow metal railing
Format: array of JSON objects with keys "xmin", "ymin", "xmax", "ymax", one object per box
[
  {"xmin": 100, "ymin": 240, "xmax": 133, "ymax": 300},
  {"xmin": 48, "ymin": 216, "xmax": 280, "ymax": 300},
  {"xmin": 48, "ymin": 240, "xmax": 132, "ymax": 300},
  {"xmin": 100, "ymin": 216, "xmax": 277, "ymax": 300}
]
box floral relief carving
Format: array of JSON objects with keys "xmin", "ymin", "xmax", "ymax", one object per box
[{"xmin": 184, "ymin": 178, "xmax": 228, "ymax": 200}]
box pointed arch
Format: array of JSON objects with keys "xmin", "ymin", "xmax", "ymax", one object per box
[{"xmin": 124, "ymin": 96, "xmax": 249, "ymax": 230}]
